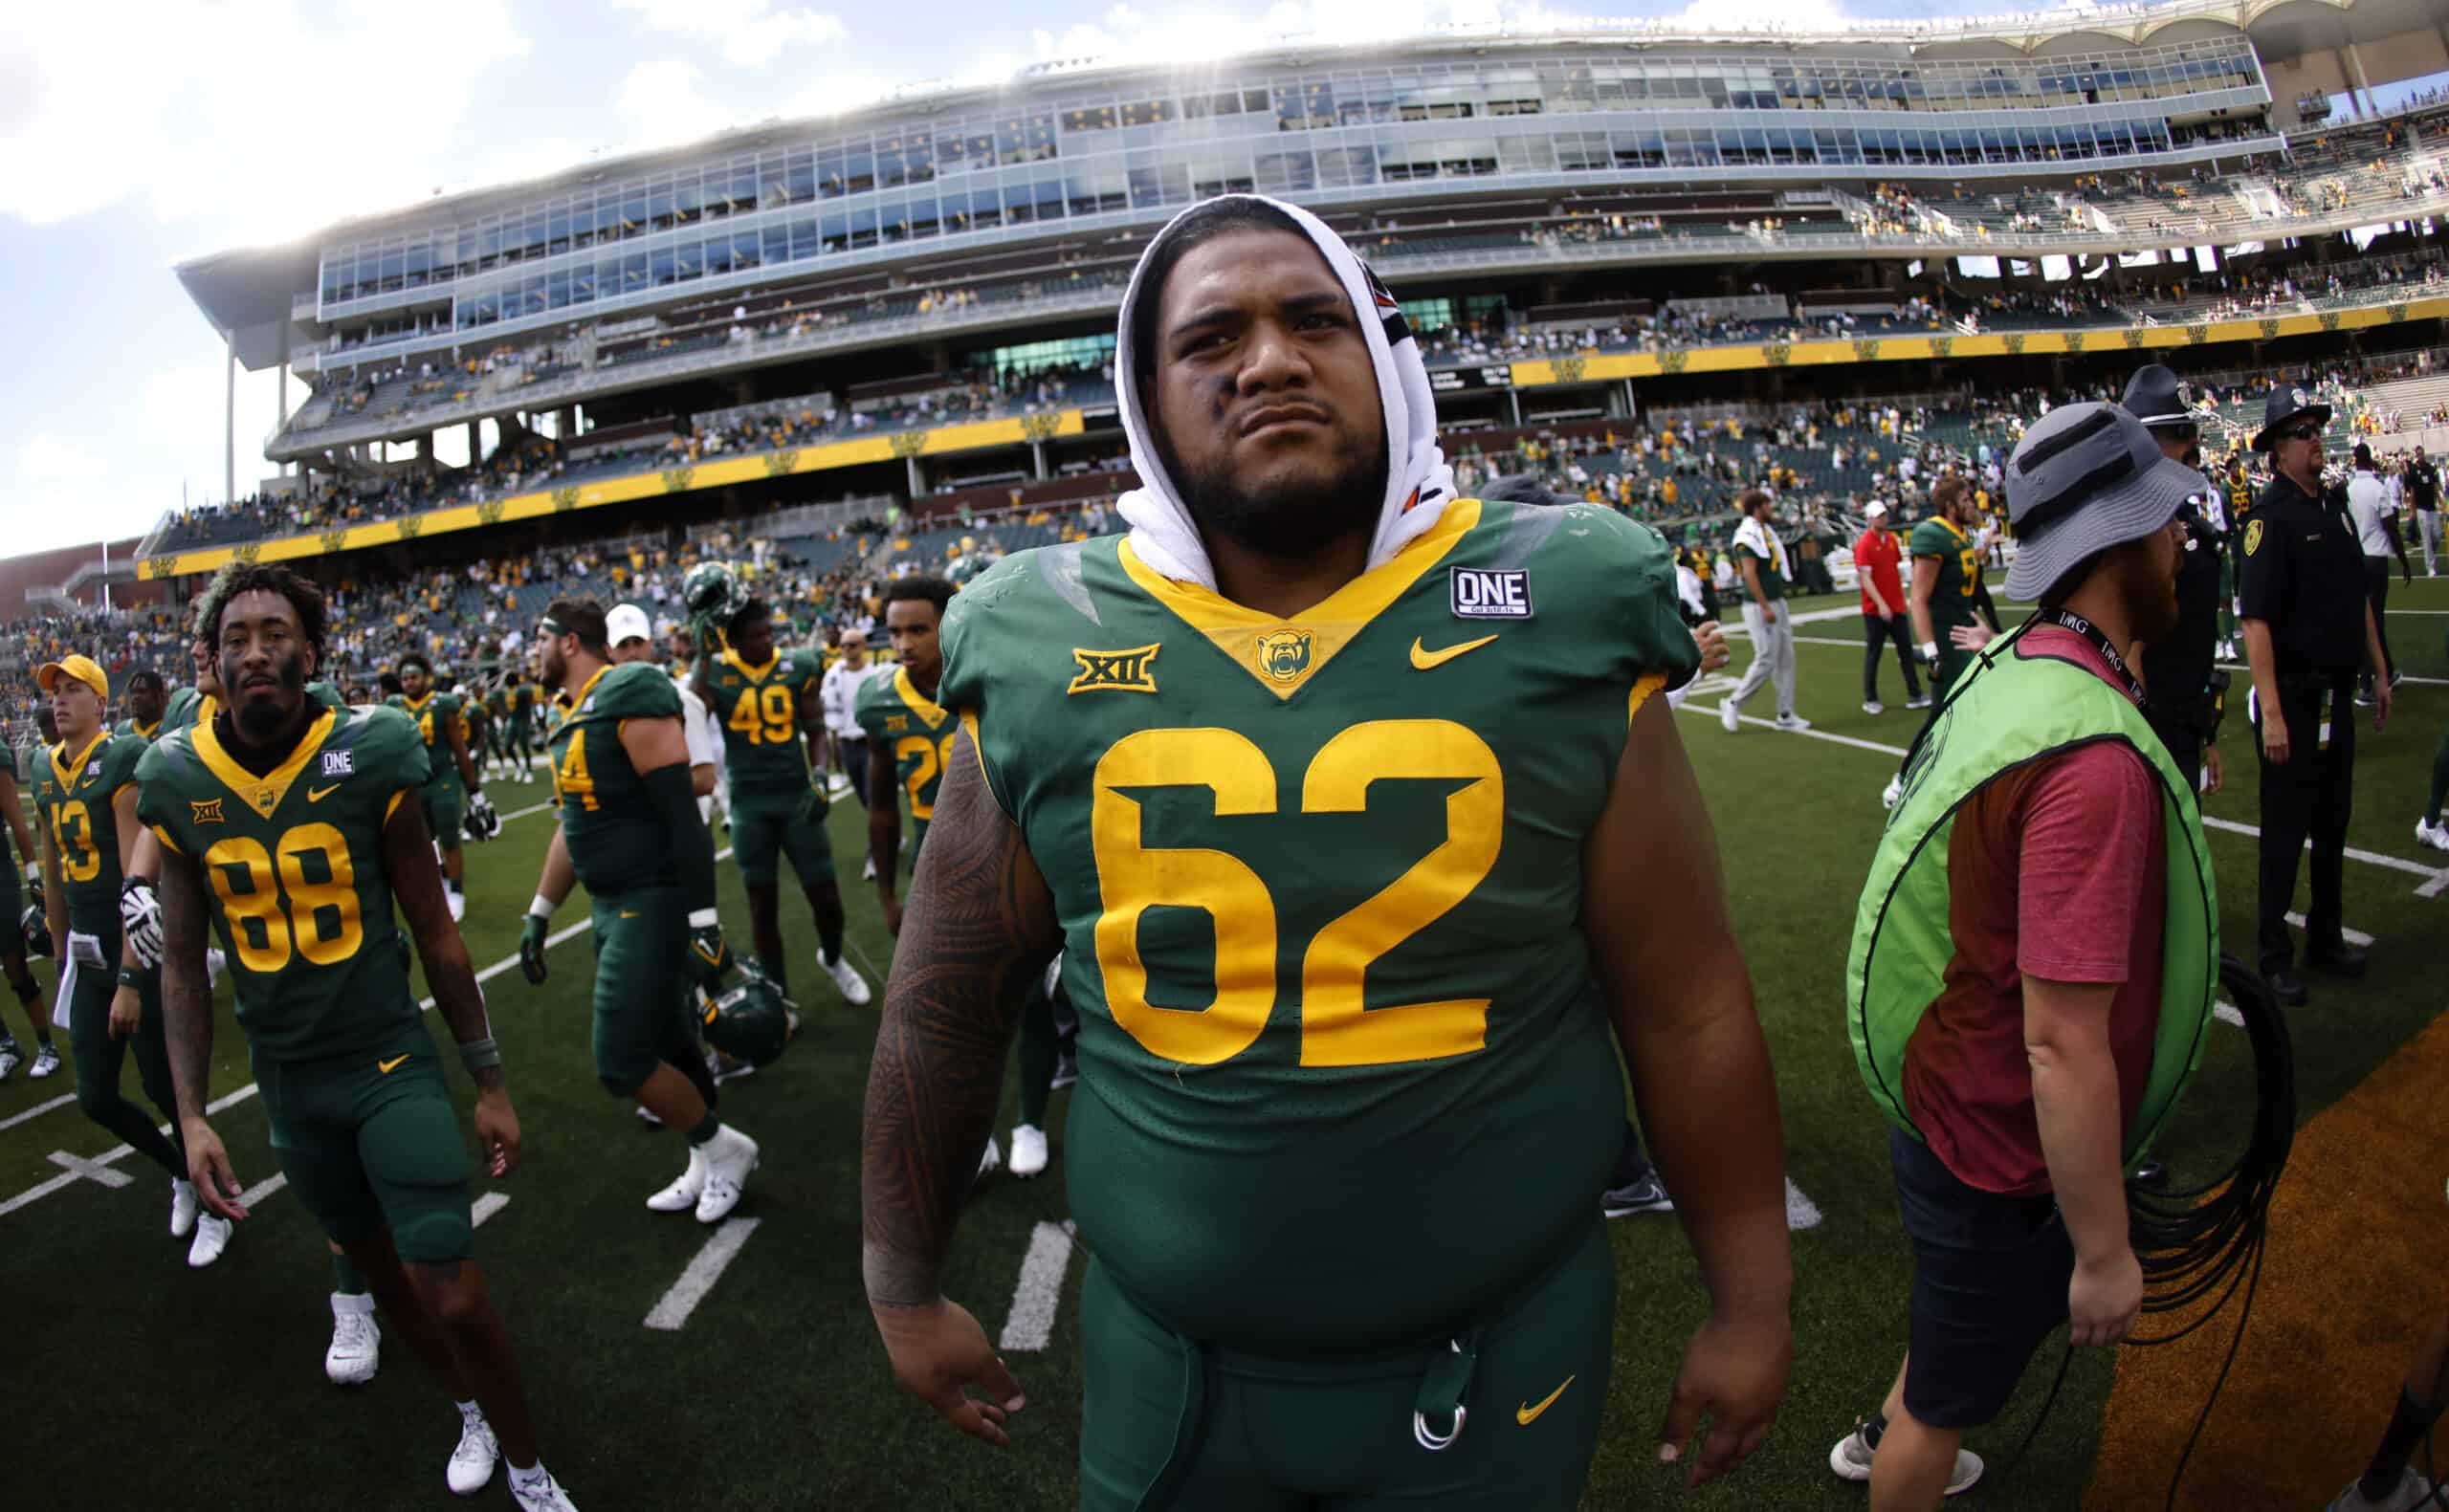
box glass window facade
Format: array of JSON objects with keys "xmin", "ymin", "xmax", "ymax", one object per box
[{"xmin": 310, "ymin": 38, "xmax": 2267, "ymax": 342}]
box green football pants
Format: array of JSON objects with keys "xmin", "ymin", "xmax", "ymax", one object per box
[
  {"xmin": 254, "ymin": 1031, "xmax": 474, "ymax": 1264},
  {"xmin": 1077, "ymin": 1217, "xmax": 1613, "ymax": 1511},
  {"xmin": 730, "ymin": 794, "xmax": 835, "ymax": 888},
  {"xmin": 62, "ymin": 943, "xmax": 184, "ymax": 1182},
  {"xmin": 422, "ymin": 779, "xmax": 465, "ymax": 853},
  {"xmin": 588, "ymin": 886, "xmax": 699, "ymax": 1098}
]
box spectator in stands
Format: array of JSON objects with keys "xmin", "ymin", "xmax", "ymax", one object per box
[{"xmin": 1855, "ymin": 503, "xmax": 1926, "ymax": 716}]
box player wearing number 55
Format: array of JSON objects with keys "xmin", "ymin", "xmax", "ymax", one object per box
[
  {"xmin": 860, "ymin": 193, "xmax": 1794, "ymax": 1509},
  {"xmin": 136, "ymin": 563, "xmax": 580, "ymax": 1511}
]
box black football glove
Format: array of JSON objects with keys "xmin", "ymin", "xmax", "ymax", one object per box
[
  {"xmin": 19, "ymin": 905, "xmax": 50, "ymax": 957},
  {"xmin": 518, "ymin": 912, "xmax": 550, "ymax": 986},
  {"xmin": 119, "ymin": 879, "xmax": 165, "ymax": 969}
]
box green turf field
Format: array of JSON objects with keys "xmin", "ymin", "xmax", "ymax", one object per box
[{"xmin": 3, "ymin": 581, "xmax": 2443, "ymax": 1510}]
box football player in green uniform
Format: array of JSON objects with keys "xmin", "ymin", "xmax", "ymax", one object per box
[
  {"xmin": 114, "ymin": 668, "xmax": 169, "ymax": 742},
  {"xmin": 508, "ymin": 671, "xmax": 543, "ymax": 780},
  {"xmin": 859, "ymin": 194, "xmax": 1792, "ymax": 1507},
  {"xmin": 858, "ymin": 575, "xmax": 1062, "ymax": 1180},
  {"xmin": 520, "ymin": 599, "xmax": 759, "ymax": 1219},
  {"xmin": 31, "ymin": 654, "xmax": 224, "ymax": 1261},
  {"xmin": 693, "ymin": 597, "xmax": 870, "ymax": 1009},
  {"xmin": 1882, "ymin": 476, "xmax": 1999, "ymax": 810},
  {"xmin": 0, "ymin": 754, "xmax": 55, "ymax": 1084},
  {"xmin": 479, "ymin": 680, "xmax": 512, "ymax": 783},
  {"xmin": 385, "ymin": 654, "xmax": 497, "ymax": 923},
  {"xmin": 145, "ymin": 564, "xmax": 578, "ymax": 1510}
]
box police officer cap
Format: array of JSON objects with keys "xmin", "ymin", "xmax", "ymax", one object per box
[
  {"xmin": 2251, "ymin": 383, "xmax": 2332, "ymax": 453},
  {"xmin": 2120, "ymin": 364, "xmax": 2197, "ymax": 430}
]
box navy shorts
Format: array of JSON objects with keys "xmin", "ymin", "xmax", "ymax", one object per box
[{"xmin": 1892, "ymin": 1129, "xmax": 2072, "ymax": 1430}]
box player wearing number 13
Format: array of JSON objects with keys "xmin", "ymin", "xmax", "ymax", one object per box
[
  {"xmin": 860, "ymin": 194, "xmax": 1793, "ymax": 1509},
  {"xmin": 138, "ymin": 564, "xmax": 578, "ymax": 1510}
]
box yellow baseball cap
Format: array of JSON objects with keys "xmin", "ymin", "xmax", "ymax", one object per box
[{"xmin": 35, "ymin": 654, "xmax": 107, "ymax": 703}]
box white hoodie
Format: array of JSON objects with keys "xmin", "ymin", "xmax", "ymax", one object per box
[{"xmin": 1112, "ymin": 194, "xmax": 1457, "ymax": 591}]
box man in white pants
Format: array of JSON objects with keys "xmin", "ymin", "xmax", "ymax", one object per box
[
  {"xmin": 1722, "ymin": 488, "xmax": 1812, "ymax": 734},
  {"xmin": 2407, "ymin": 446, "xmax": 2441, "ymax": 578}
]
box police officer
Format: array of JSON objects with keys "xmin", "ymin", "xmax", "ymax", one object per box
[
  {"xmin": 2239, "ymin": 384, "xmax": 2394, "ymax": 1006},
  {"xmin": 2123, "ymin": 365, "xmax": 2227, "ymax": 799}
]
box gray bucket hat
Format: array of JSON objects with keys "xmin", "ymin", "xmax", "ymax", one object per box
[{"xmin": 2002, "ymin": 402, "xmax": 2198, "ymax": 601}]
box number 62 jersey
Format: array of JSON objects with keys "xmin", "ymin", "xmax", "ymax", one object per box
[
  {"xmin": 137, "ymin": 704, "xmax": 433, "ymax": 1063},
  {"xmin": 938, "ymin": 496, "xmax": 1699, "ymax": 1356}
]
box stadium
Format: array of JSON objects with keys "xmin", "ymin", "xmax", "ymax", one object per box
[{"xmin": 7, "ymin": 0, "xmax": 2449, "ymax": 1505}]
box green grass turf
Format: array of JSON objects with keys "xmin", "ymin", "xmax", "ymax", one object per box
[{"xmin": 1, "ymin": 583, "xmax": 2443, "ymax": 1510}]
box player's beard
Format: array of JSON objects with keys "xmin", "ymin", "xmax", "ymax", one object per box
[
  {"xmin": 227, "ymin": 647, "xmax": 308, "ymax": 745},
  {"xmin": 538, "ymin": 641, "xmax": 565, "ymax": 690},
  {"xmin": 2122, "ymin": 539, "xmax": 2183, "ymax": 644},
  {"xmin": 1164, "ymin": 427, "xmax": 1386, "ymax": 560}
]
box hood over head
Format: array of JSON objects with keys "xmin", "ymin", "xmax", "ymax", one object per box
[{"xmin": 1113, "ymin": 194, "xmax": 1454, "ymax": 588}]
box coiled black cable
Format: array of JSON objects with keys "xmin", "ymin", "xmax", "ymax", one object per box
[{"xmin": 1983, "ymin": 953, "xmax": 2296, "ymax": 1508}]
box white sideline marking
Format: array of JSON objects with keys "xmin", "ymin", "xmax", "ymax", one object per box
[
  {"xmin": 1784, "ymin": 1178, "xmax": 1823, "ymax": 1232},
  {"xmin": 48, "ymin": 1150, "xmax": 133, "ymax": 1189},
  {"xmin": 0, "ymin": 1093, "xmax": 77, "ymax": 1133},
  {"xmin": 998, "ymin": 1219, "xmax": 1078, "ymax": 1352},
  {"xmin": 2283, "ymin": 912, "xmax": 2374, "ymax": 947},
  {"xmin": 2215, "ymin": 1001, "xmax": 2245, "ymax": 1027},
  {"xmin": 237, "ymin": 1171, "xmax": 287, "ymax": 1208},
  {"xmin": 644, "ymin": 1216, "xmax": 760, "ymax": 1331},
  {"xmin": 471, "ymin": 1192, "xmax": 510, "ymax": 1228}
]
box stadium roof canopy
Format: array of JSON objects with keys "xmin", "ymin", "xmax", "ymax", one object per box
[{"xmin": 175, "ymin": 0, "xmax": 2438, "ymax": 370}]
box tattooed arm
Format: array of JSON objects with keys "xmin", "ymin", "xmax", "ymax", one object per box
[{"xmin": 860, "ymin": 726, "xmax": 1059, "ymax": 1446}]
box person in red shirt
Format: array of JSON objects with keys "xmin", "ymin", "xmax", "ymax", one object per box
[
  {"xmin": 1829, "ymin": 401, "xmax": 2192, "ymax": 1511},
  {"xmin": 1853, "ymin": 502, "xmax": 1927, "ymax": 715}
]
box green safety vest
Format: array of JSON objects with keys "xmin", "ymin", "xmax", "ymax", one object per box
[{"xmin": 1846, "ymin": 620, "xmax": 2219, "ymax": 1167}]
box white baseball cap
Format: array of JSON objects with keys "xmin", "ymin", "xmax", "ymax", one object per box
[
  {"xmin": 607, "ymin": 603, "xmax": 653, "ymax": 646},
  {"xmin": 1864, "ymin": 501, "xmax": 1888, "ymax": 517}
]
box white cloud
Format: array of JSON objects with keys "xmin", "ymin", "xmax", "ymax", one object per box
[
  {"xmin": 615, "ymin": 60, "xmax": 739, "ymax": 151},
  {"xmin": 0, "ymin": 0, "xmax": 530, "ymax": 239},
  {"xmin": 18, "ymin": 433, "xmax": 105, "ymax": 484},
  {"xmin": 612, "ymin": 0, "xmax": 848, "ymax": 68}
]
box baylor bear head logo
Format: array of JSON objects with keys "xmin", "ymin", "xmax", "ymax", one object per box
[{"xmin": 1254, "ymin": 629, "xmax": 1313, "ymax": 684}]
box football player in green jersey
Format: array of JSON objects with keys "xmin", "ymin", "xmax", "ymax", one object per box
[
  {"xmin": 1883, "ymin": 476, "xmax": 2000, "ymax": 810},
  {"xmin": 480, "ymin": 680, "xmax": 513, "ymax": 783},
  {"xmin": 146, "ymin": 564, "xmax": 578, "ymax": 1510},
  {"xmin": 32, "ymin": 655, "xmax": 221, "ymax": 1261},
  {"xmin": 858, "ymin": 575, "xmax": 1062, "ymax": 1179},
  {"xmin": 520, "ymin": 600, "xmax": 756, "ymax": 1218},
  {"xmin": 114, "ymin": 668, "xmax": 169, "ymax": 742},
  {"xmin": 860, "ymin": 194, "xmax": 1792, "ymax": 1507},
  {"xmin": 693, "ymin": 597, "xmax": 870, "ymax": 1009},
  {"xmin": 508, "ymin": 672, "xmax": 543, "ymax": 780},
  {"xmin": 0, "ymin": 754, "xmax": 55, "ymax": 1084},
  {"xmin": 386, "ymin": 654, "xmax": 498, "ymax": 923}
]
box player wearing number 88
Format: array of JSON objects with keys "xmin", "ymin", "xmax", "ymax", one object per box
[
  {"xmin": 860, "ymin": 193, "xmax": 1793, "ymax": 1508},
  {"xmin": 138, "ymin": 563, "xmax": 579, "ymax": 1511}
]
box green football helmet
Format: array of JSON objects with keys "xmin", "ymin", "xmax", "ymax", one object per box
[
  {"xmin": 681, "ymin": 560, "xmax": 740, "ymax": 621},
  {"xmin": 697, "ymin": 959, "xmax": 792, "ymax": 1068}
]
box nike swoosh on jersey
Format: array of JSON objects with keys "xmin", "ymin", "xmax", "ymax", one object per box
[
  {"xmin": 376, "ymin": 1055, "xmax": 409, "ymax": 1074},
  {"xmin": 308, "ymin": 783, "xmax": 342, "ymax": 802},
  {"xmin": 1516, "ymin": 1374, "xmax": 1576, "ymax": 1426},
  {"xmin": 1409, "ymin": 634, "xmax": 1499, "ymax": 670},
  {"xmin": 619, "ymin": 909, "xmax": 639, "ymax": 920}
]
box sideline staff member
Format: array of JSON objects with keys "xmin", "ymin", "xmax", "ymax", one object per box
[
  {"xmin": 2123, "ymin": 365, "xmax": 2227, "ymax": 797},
  {"xmin": 2239, "ymin": 386, "xmax": 2393, "ymax": 1006}
]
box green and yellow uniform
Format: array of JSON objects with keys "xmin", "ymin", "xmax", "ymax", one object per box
[
  {"xmin": 34, "ymin": 732, "xmax": 186, "ymax": 1180},
  {"xmin": 137, "ymin": 705, "xmax": 475, "ymax": 1261},
  {"xmin": 700, "ymin": 646, "xmax": 832, "ymax": 887},
  {"xmin": 483, "ymin": 686, "xmax": 512, "ymax": 760},
  {"xmin": 509, "ymin": 681, "xmax": 541, "ymax": 756},
  {"xmin": 546, "ymin": 664, "xmax": 702, "ymax": 1095},
  {"xmin": 853, "ymin": 666, "xmax": 954, "ymax": 858},
  {"xmin": 113, "ymin": 715, "xmax": 164, "ymax": 743},
  {"xmin": 938, "ymin": 497, "xmax": 1698, "ymax": 1507},
  {"xmin": 386, "ymin": 690, "xmax": 469, "ymax": 851},
  {"xmin": 161, "ymin": 682, "xmax": 344, "ymax": 738}
]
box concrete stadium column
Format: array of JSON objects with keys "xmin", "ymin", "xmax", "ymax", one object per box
[
  {"xmin": 2338, "ymin": 48, "xmax": 2376, "ymax": 118},
  {"xmin": 906, "ymin": 455, "xmax": 925, "ymax": 498},
  {"xmin": 277, "ymin": 359, "xmax": 291, "ymax": 427},
  {"xmin": 1506, "ymin": 387, "xmax": 1522, "ymax": 427},
  {"xmin": 465, "ymin": 420, "xmax": 478, "ymax": 465},
  {"xmin": 1032, "ymin": 440, "xmax": 1048, "ymax": 480},
  {"xmin": 557, "ymin": 405, "xmax": 576, "ymax": 440},
  {"xmin": 223, "ymin": 329, "xmax": 242, "ymax": 507}
]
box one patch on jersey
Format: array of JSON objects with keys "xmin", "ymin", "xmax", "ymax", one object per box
[
  {"xmin": 1450, "ymin": 566, "xmax": 1533, "ymax": 620},
  {"xmin": 1068, "ymin": 644, "xmax": 1159, "ymax": 695},
  {"xmin": 190, "ymin": 799, "xmax": 225, "ymax": 825},
  {"xmin": 321, "ymin": 750, "xmax": 354, "ymax": 777}
]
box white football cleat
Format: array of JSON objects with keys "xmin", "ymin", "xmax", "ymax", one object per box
[
  {"xmin": 188, "ymin": 1212, "xmax": 232, "ymax": 1268},
  {"xmin": 1776, "ymin": 713, "xmax": 1814, "ymax": 733},
  {"xmin": 822, "ymin": 953, "xmax": 871, "ymax": 1007},
  {"xmin": 28, "ymin": 1043, "xmax": 60, "ymax": 1080},
  {"xmin": 508, "ymin": 1464, "xmax": 581, "ymax": 1511},
  {"xmin": 1009, "ymin": 1124, "xmax": 1048, "ymax": 1178},
  {"xmin": 647, "ymin": 1145, "xmax": 707, "ymax": 1213},
  {"xmin": 0, "ymin": 1042, "xmax": 19, "ymax": 1081},
  {"xmin": 1720, "ymin": 699, "xmax": 1741, "ymax": 733},
  {"xmin": 693, "ymin": 1126, "xmax": 760, "ymax": 1224},
  {"xmin": 977, "ymin": 1136, "xmax": 1002, "ymax": 1179},
  {"xmin": 448, "ymin": 1407, "xmax": 499, "ymax": 1495},
  {"xmin": 170, "ymin": 1178, "xmax": 199, "ymax": 1238},
  {"xmin": 1862, "ymin": 701, "xmax": 1885, "ymax": 715},
  {"xmin": 326, "ymin": 1293, "xmax": 381, "ymax": 1386},
  {"xmin": 1881, "ymin": 774, "xmax": 1905, "ymax": 811},
  {"xmin": 2416, "ymin": 818, "xmax": 2449, "ymax": 853}
]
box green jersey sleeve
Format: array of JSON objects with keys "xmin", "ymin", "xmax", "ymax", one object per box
[
  {"xmin": 851, "ymin": 671, "xmax": 894, "ymax": 745},
  {"xmin": 592, "ymin": 662, "xmax": 685, "ymax": 721},
  {"xmin": 1562, "ymin": 504, "xmax": 1705, "ymax": 694}
]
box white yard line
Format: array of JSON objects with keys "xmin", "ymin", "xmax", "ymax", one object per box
[
  {"xmin": 0, "ymin": 1093, "xmax": 77, "ymax": 1133},
  {"xmin": 998, "ymin": 1219, "xmax": 1078, "ymax": 1352},
  {"xmin": 2284, "ymin": 912, "xmax": 2375, "ymax": 947},
  {"xmin": 1784, "ymin": 1179, "xmax": 1824, "ymax": 1233},
  {"xmin": 48, "ymin": 1150, "xmax": 133, "ymax": 1189},
  {"xmin": 471, "ymin": 1192, "xmax": 511, "ymax": 1228},
  {"xmin": 643, "ymin": 1216, "xmax": 761, "ymax": 1331},
  {"xmin": 237, "ymin": 1171, "xmax": 288, "ymax": 1209}
]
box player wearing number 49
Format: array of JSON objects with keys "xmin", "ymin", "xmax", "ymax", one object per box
[
  {"xmin": 138, "ymin": 564, "xmax": 578, "ymax": 1510},
  {"xmin": 860, "ymin": 193, "xmax": 1793, "ymax": 1507}
]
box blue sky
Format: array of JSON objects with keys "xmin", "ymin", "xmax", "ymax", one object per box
[{"xmin": 1, "ymin": 0, "xmax": 2146, "ymax": 560}]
